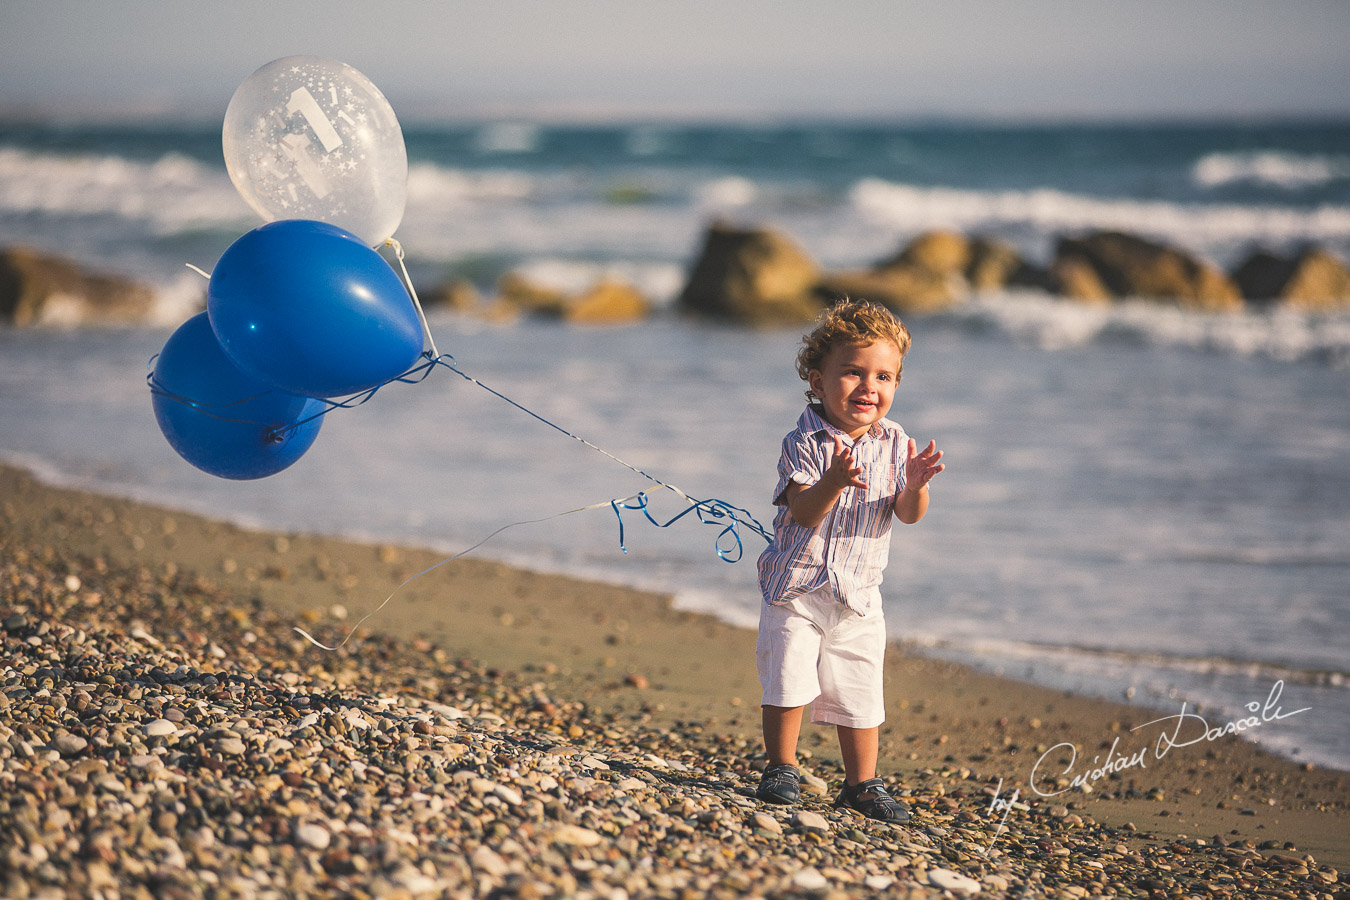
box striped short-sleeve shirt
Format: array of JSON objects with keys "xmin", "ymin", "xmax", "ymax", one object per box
[{"xmin": 757, "ymin": 405, "xmax": 909, "ymax": 616}]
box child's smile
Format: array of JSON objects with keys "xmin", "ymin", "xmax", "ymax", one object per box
[{"xmin": 807, "ymin": 340, "xmax": 901, "ymax": 440}]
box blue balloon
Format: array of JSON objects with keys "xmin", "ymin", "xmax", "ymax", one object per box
[
  {"xmin": 152, "ymin": 312, "xmax": 324, "ymax": 480},
  {"xmin": 208, "ymin": 219, "xmax": 423, "ymax": 399}
]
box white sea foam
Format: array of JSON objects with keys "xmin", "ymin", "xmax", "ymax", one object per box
[
  {"xmin": 1193, "ymin": 151, "xmax": 1350, "ymax": 190},
  {"xmin": 511, "ymin": 257, "xmax": 685, "ymax": 305},
  {"xmin": 0, "ymin": 147, "xmax": 248, "ymax": 232},
  {"xmin": 927, "ymin": 635, "xmax": 1349, "ymax": 689},
  {"xmin": 694, "ymin": 175, "xmax": 758, "ymax": 209},
  {"xmin": 849, "ymin": 177, "xmax": 1350, "ymax": 256},
  {"xmin": 944, "ymin": 292, "xmax": 1350, "ymax": 367},
  {"xmin": 148, "ymin": 270, "xmax": 209, "ymax": 327},
  {"xmin": 405, "ymin": 162, "xmax": 537, "ymax": 205}
]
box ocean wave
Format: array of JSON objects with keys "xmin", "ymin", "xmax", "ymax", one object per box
[
  {"xmin": 849, "ymin": 177, "xmax": 1350, "ymax": 256},
  {"xmin": 918, "ymin": 635, "xmax": 1349, "ymax": 690},
  {"xmin": 507, "ymin": 257, "xmax": 685, "ymax": 304},
  {"xmin": 8, "ymin": 140, "xmax": 1350, "ymax": 292},
  {"xmin": 0, "ymin": 147, "xmax": 249, "ymax": 233},
  {"xmin": 940, "ymin": 293, "xmax": 1350, "ymax": 367},
  {"xmin": 405, "ymin": 162, "xmax": 537, "ymax": 205},
  {"xmin": 1193, "ymin": 151, "xmax": 1350, "ymax": 190}
]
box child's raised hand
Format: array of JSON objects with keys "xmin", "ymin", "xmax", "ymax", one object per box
[
  {"xmin": 904, "ymin": 438, "xmax": 945, "ymax": 490},
  {"xmin": 822, "ymin": 435, "xmax": 867, "ymax": 491}
]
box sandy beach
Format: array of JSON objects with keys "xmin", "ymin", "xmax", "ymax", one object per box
[{"xmin": 2, "ymin": 461, "xmax": 1346, "ymax": 897}]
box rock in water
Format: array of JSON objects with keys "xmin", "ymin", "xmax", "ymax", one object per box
[
  {"xmin": 564, "ymin": 280, "xmax": 651, "ymax": 323},
  {"xmin": 677, "ymin": 222, "xmax": 822, "ymax": 325},
  {"xmin": 1233, "ymin": 246, "xmax": 1350, "ymax": 310},
  {"xmin": 0, "ymin": 246, "xmax": 157, "ymax": 327},
  {"xmin": 1054, "ymin": 231, "xmax": 1242, "ymax": 311},
  {"xmin": 882, "ymin": 229, "xmax": 972, "ymax": 276}
]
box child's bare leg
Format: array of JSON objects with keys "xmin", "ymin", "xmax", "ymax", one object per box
[
  {"xmin": 836, "ymin": 725, "xmax": 879, "ymax": 784},
  {"xmin": 762, "ymin": 705, "xmax": 806, "ymax": 766}
]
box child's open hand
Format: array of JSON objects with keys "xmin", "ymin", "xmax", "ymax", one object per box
[
  {"xmin": 904, "ymin": 438, "xmax": 945, "ymax": 490},
  {"xmin": 822, "ymin": 435, "xmax": 867, "ymax": 491}
]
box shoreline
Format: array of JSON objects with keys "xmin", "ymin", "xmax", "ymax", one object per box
[
  {"xmin": 15, "ymin": 449, "xmax": 1343, "ymax": 776},
  {"xmin": 3, "ymin": 462, "xmax": 1347, "ymax": 892}
]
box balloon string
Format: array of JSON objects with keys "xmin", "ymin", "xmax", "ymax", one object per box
[
  {"xmin": 385, "ymin": 237, "xmax": 439, "ymax": 359},
  {"xmin": 150, "ymin": 344, "xmax": 773, "ymax": 552},
  {"xmin": 169, "ymin": 231, "xmax": 768, "ymax": 651},
  {"xmin": 285, "ymin": 355, "xmax": 770, "ymax": 652},
  {"xmin": 148, "ymin": 346, "xmax": 771, "ymax": 554},
  {"xmin": 146, "ymin": 361, "xmax": 289, "ymax": 429},
  {"xmin": 294, "ymin": 485, "xmax": 763, "ymax": 651},
  {"xmin": 293, "ymin": 497, "xmax": 621, "ymax": 651}
]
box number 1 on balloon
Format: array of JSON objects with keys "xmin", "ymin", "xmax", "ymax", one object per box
[{"xmin": 286, "ymin": 87, "xmax": 343, "ymax": 153}]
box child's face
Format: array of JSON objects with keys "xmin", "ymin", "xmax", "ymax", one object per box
[{"xmin": 808, "ymin": 340, "xmax": 902, "ymax": 440}]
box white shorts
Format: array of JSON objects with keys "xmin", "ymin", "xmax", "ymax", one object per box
[{"xmin": 756, "ymin": 584, "xmax": 887, "ymax": 729}]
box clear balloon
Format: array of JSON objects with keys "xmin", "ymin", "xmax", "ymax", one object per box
[
  {"xmin": 152, "ymin": 313, "xmax": 324, "ymax": 480},
  {"xmin": 208, "ymin": 220, "xmax": 425, "ymax": 399},
  {"xmin": 222, "ymin": 56, "xmax": 407, "ymax": 246}
]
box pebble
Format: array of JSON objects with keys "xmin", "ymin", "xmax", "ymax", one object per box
[
  {"xmin": 216, "ymin": 736, "xmax": 246, "ymax": 755},
  {"xmin": 471, "ymin": 845, "xmax": 510, "ymax": 876},
  {"xmin": 53, "ymin": 733, "xmax": 88, "ymax": 755},
  {"xmin": 0, "ymin": 522, "xmax": 1339, "ymax": 900},
  {"xmin": 800, "ymin": 769, "xmax": 829, "ymax": 795},
  {"xmin": 930, "ymin": 866, "xmax": 983, "ymax": 894},
  {"xmin": 794, "ymin": 810, "xmax": 830, "ymax": 834},
  {"xmin": 791, "ymin": 867, "xmax": 830, "ymax": 891},
  {"xmin": 295, "ymin": 823, "xmax": 331, "ymax": 850},
  {"xmin": 549, "ymin": 824, "xmax": 602, "ymax": 846},
  {"xmin": 493, "ymin": 783, "xmax": 523, "ymax": 806},
  {"xmin": 750, "ymin": 812, "xmax": 783, "ymax": 835}
]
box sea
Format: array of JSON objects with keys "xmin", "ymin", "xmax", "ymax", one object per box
[{"xmin": 1, "ymin": 118, "xmax": 1348, "ymax": 774}]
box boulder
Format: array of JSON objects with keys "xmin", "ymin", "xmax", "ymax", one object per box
[
  {"xmin": 1048, "ymin": 257, "xmax": 1112, "ymax": 304},
  {"xmin": 496, "ymin": 271, "xmax": 569, "ymax": 318},
  {"xmin": 1053, "ymin": 231, "xmax": 1242, "ymax": 312},
  {"xmin": 816, "ymin": 266, "xmax": 960, "ymax": 315},
  {"xmin": 880, "ymin": 229, "xmax": 971, "ymax": 277},
  {"xmin": 493, "ymin": 272, "xmax": 650, "ymax": 323},
  {"xmin": 420, "ymin": 278, "xmax": 482, "ymax": 312},
  {"xmin": 1233, "ymin": 247, "xmax": 1350, "ymax": 311},
  {"xmin": 563, "ymin": 280, "xmax": 650, "ymax": 323},
  {"xmin": 965, "ymin": 236, "xmax": 1046, "ymax": 292},
  {"xmin": 676, "ymin": 223, "xmax": 823, "ymax": 325},
  {"xmin": 0, "ymin": 246, "xmax": 155, "ymax": 327},
  {"xmin": 815, "ymin": 229, "xmax": 973, "ymax": 314}
]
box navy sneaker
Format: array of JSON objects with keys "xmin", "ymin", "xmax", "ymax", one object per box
[
  {"xmin": 833, "ymin": 778, "xmax": 910, "ymax": 823},
  {"xmin": 755, "ymin": 763, "xmax": 801, "ymax": 805}
]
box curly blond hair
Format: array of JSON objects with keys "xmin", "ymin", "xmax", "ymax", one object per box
[{"xmin": 796, "ymin": 298, "xmax": 911, "ymax": 403}]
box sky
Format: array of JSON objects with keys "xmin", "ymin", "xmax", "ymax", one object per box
[{"xmin": 2, "ymin": 1, "xmax": 1349, "ymax": 122}]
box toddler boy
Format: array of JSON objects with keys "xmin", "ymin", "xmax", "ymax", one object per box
[{"xmin": 755, "ymin": 298, "xmax": 944, "ymax": 822}]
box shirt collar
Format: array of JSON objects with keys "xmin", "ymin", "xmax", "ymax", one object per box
[{"xmin": 798, "ymin": 404, "xmax": 887, "ymax": 444}]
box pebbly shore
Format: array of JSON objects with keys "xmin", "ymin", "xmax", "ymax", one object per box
[{"xmin": 1, "ymin": 465, "xmax": 1347, "ymax": 898}]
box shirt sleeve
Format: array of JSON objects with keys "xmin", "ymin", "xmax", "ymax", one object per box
[
  {"xmin": 891, "ymin": 424, "xmax": 910, "ymax": 496},
  {"xmin": 771, "ymin": 431, "xmax": 822, "ymax": 507}
]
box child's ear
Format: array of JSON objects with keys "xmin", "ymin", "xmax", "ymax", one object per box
[{"xmin": 807, "ymin": 368, "xmax": 824, "ymax": 396}]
